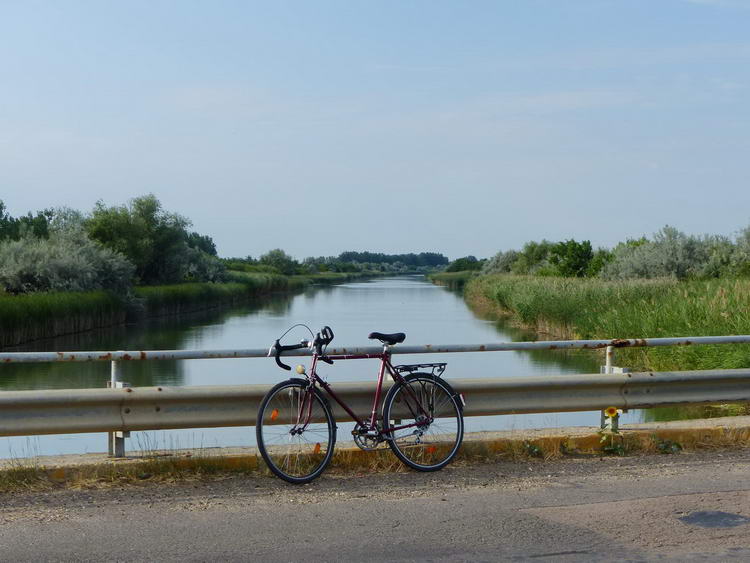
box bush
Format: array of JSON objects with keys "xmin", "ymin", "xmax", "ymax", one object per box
[
  {"xmin": 258, "ymin": 249, "xmax": 299, "ymax": 275},
  {"xmin": 511, "ymin": 240, "xmax": 554, "ymax": 275},
  {"xmin": 0, "ymin": 227, "xmax": 134, "ymax": 295},
  {"xmin": 602, "ymin": 226, "xmax": 733, "ymax": 281},
  {"xmin": 185, "ymin": 247, "xmax": 228, "ymax": 282},
  {"xmin": 731, "ymin": 226, "xmax": 750, "ymax": 277},
  {"xmin": 481, "ymin": 250, "xmax": 519, "ymax": 274}
]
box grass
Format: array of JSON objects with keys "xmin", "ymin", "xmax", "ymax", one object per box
[
  {"xmin": 464, "ymin": 274, "xmax": 750, "ymax": 371},
  {"xmin": 0, "ymin": 452, "xmax": 259, "ymax": 493},
  {"xmin": 0, "ymin": 460, "xmax": 50, "ymax": 492}
]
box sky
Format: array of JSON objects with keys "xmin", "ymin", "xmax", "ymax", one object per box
[{"xmin": 1, "ymin": 0, "xmax": 749, "ymax": 260}]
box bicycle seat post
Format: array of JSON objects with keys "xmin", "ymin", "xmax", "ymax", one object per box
[{"xmin": 383, "ymin": 343, "xmax": 394, "ymax": 381}]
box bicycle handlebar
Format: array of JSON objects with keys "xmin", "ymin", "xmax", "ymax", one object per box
[
  {"xmin": 270, "ymin": 325, "xmax": 335, "ymax": 371},
  {"xmin": 270, "ymin": 340, "xmax": 308, "ymax": 371}
]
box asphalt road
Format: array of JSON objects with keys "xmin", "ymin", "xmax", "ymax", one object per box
[{"xmin": 1, "ymin": 449, "xmax": 749, "ymax": 562}]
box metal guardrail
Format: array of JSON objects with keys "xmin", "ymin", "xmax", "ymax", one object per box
[
  {"xmin": 1, "ymin": 370, "xmax": 750, "ymax": 439},
  {"xmin": 3, "ymin": 335, "xmax": 750, "ymax": 363},
  {"xmin": 2, "ymin": 335, "xmax": 750, "ymax": 456}
]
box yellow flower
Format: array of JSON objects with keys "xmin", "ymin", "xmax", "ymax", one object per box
[{"xmin": 604, "ymin": 406, "xmax": 619, "ymax": 418}]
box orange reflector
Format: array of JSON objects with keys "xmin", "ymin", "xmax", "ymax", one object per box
[
  {"xmin": 426, "ymin": 446, "xmax": 436, "ymax": 454},
  {"xmin": 313, "ymin": 443, "xmax": 321, "ymax": 454},
  {"xmin": 270, "ymin": 408, "xmax": 279, "ymax": 421}
]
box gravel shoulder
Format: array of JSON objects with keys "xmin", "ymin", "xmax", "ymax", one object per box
[{"xmin": 1, "ymin": 447, "xmax": 749, "ymax": 561}]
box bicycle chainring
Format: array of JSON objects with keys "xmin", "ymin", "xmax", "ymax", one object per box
[{"xmin": 352, "ymin": 423, "xmax": 381, "ymax": 451}]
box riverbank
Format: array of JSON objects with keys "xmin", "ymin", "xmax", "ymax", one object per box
[
  {"xmin": 462, "ymin": 274, "xmax": 750, "ymax": 372},
  {"xmin": 0, "ymin": 271, "xmax": 379, "ymax": 348}
]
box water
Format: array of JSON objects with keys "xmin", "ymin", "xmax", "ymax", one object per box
[{"xmin": 0, "ymin": 276, "xmax": 639, "ymax": 458}]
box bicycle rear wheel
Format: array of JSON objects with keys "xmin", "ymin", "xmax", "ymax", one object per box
[
  {"xmin": 256, "ymin": 378, "xmax": 336, "ymax": 484},
  {"xmin": 382, "ymin": 373, "xmax": 463, "ymax": 471}
]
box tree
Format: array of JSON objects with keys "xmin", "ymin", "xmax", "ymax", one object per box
[
  {"xmin": 187, "ymin": 232, "xmax": 217, "ymax": 256},
  {"xmin": 446, "ymin": 256, "xmax": 483, "ymax": 272},
  {"xmin": 0, "ymin": 200, "xmax": 53, "ymax": 241},
  {"xmin": 548, "ymin": 239, "xmax": 594, "ymax": 277},
  {"xmin": 511, "ymin": 240, "xmax": 554, "ymax": 274},
  {"xmin": 259, "ymin": 249, "xmax": 299, "ymax": 275},
  {"xmin": 86, "ymin": 194, "xmax": 223, "ymax": 284}
]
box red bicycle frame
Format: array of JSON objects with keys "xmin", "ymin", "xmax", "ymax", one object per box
[{"xmin": 300, "ymin": 347, "xmax": 432, "ymax": 435}]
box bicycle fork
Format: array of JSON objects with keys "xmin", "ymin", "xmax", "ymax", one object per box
[{"xmin": 288, "ymin": 385, "xmax": 314, "ymax": 437}]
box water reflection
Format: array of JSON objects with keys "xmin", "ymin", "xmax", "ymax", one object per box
[
  {"xmin": 1, "ymin": 277, "xmax": 619, "ymax": 457},
  {"xmin": 0, "ymin": 294, "xmax": 298, "ymax": 390}
]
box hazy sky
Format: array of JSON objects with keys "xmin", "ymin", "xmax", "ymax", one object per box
[{"xmin": 1, "ymin": 0, "xmax": 749, "ymax": 260}]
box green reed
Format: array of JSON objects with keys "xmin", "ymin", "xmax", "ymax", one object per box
[
  {"xmin": 0, "ymin": 290, "xmax": 126, "ymax": 347},
  {"xmin": 428, "ymin": 271, "xmax": 476, "ymax": 290},
  {"xmin": 466, "ymin": 275, "xmax": 750, "ymax": 371}
]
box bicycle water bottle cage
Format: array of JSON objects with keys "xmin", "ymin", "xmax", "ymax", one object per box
[
  {"xmin": 368, "ymin": 332, "xmax": 406, "ymax": 345},
  {"xmin": 393, "ymin": 363, "xmax": 447, "ymax": 377}
]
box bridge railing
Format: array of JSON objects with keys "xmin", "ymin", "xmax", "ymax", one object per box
[{"xmin": 2, "ymin": 335, "xmax": 750, "ymax": 457}]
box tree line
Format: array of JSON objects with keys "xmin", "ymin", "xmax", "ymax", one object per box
[
  {"xmin": 225, "ymin": 250, "xmax": 449, "ymax": 276},
  {"xmin": 0, "ymin": 195, "xmax": 225, "ymax": 295},
  {"xmin": 471, "ymin": 225, "xmax": 750, "ymax": 280},
  {"xmin": 0, "ymin": 196, "xmax": 450, "ymax": 295}
]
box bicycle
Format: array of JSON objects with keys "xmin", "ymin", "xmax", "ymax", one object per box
[{"xmin": 256, "ymin": 325, "xmax": 465, "ymax": 484}]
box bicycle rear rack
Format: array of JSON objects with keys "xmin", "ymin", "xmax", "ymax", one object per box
[{"xmin": 393, "ymin": 363, "xmax": 447, "ymax": 377}]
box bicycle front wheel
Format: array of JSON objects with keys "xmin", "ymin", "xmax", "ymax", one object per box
[
  {"xmin": 382, "ymin": 373, "xmax": 463, "ymax": 471},
  {"xmin": 256, "ymin": 379, "xmax": 336, "ymax": 484}
]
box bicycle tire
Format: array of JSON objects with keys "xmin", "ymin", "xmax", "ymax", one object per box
[
  {"xmin": 256, "ymin": 378, "xmax": 336, "ymax": 484},
  {"xmin": 382, "ymin": 373, "xmax": 463, "ymax": 471}
]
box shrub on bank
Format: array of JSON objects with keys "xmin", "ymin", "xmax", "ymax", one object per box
[{"xmin": 0, "ymin": 228, "xmax": 134, "ymax": 295}]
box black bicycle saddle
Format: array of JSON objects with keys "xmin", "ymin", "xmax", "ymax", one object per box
[{"xmin": 368, "ymin": 332, "xmax": 406, "ymax": 345}]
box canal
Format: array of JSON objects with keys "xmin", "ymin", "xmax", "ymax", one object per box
[{"xmin": 1, "ymin": 275, "xmax": 644, "ymax": 458}]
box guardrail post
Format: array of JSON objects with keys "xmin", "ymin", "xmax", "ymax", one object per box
[
  {"xmin": 600, "ymin": 346, "xmax": 615, "ymax": 428},
  {"xmin": 108, "ymin": 360, "xmax": 128, "ymax": 458},
  {"xmin": 605, "ymin": 345, "xmax": 614, "ymax": 375}
]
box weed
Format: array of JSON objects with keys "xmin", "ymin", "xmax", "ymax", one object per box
[
  {"xmin": 522, "ymin": 440, "xmax": 544, "ymax": 458},
  {"xmin": 653, "ymin": 435, "xmax": 683, "ymax": 454}
]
